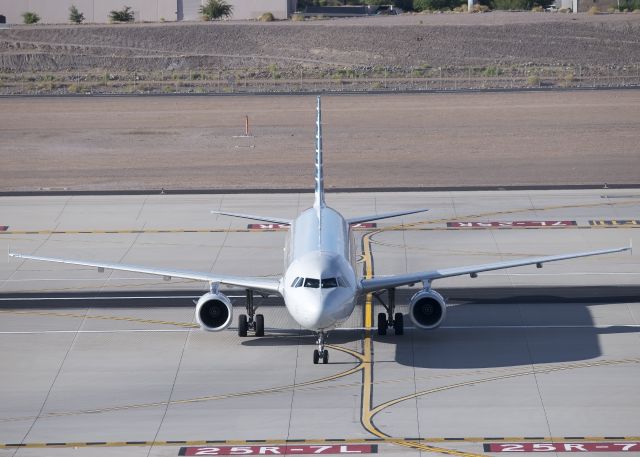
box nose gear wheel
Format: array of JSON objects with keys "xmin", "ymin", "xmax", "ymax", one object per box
[{"xmin": 313, "ymin": 331, "xmax": 329, "ymax": 364}]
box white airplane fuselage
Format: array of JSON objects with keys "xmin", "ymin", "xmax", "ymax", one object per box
[{"xmin": 282, "ymin": 206, "xmax": 358, "ymax": 332}]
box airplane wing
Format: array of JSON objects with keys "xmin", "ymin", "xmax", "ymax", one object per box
[
  {"xmin": 9, "ymin": 252, "xmax": 282, "ymax": 295},
  {"xmin": 360, "ymin": 245, "xmax": 631, "ymax": 293},
  {"xmin": 211, "ymin": 210, "xmax": 292, "ymax": 225},
  {"xmin": 347, "ymin": 208, "xmax": 429, "ymax": 225}
]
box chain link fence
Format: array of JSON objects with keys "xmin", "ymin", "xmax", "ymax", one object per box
[{"xmin": 1, "ymin": 64, "xmax": 639, "ymax": 95}]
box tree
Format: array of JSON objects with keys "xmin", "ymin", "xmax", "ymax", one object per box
[
  {"xmin": 200, "ymin": 0, "xmax": 234, "ymax": 20},
  {"xmin": 69, "ymin": 5, "xmax": 85, "ymax": 24},
  {"xmin": 109, "ymin": 6, "xmax": 134, "ymax": 22},
  {"xmin": 22, "ymin": 11, "xmax": 40, "ymax": 24}
]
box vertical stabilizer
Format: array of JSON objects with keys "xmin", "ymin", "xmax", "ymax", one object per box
[{"xmin": 314, "ymin": 96, "xmax": 326, "ymax": 210}]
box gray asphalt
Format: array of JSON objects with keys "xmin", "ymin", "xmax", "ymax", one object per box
[{"xmin": 0, "ymin": 190, "xmax": 639, "ymax": 456}]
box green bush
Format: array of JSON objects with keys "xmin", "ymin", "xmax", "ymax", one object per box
[
  {"xmin": 69, "ymin": 5, "xmax": 85, "ymax": 23},
  {"xmin": 414, "ymin": 0, "xmax": 463, "ymax": 10},
  {"xmin": 200, "ymin": 0, "xmax": 233, "ymax": 20},
  {"xmin": 22, "ymin": 11, "xmax": 40, "ymax": 24},
  {"xmin": 109, "ymin": 6, "xmax": 134, "ymax": 22},
  {"xmin": 258, "ymin": 12, "xmax": 275, "ymax": 21}
]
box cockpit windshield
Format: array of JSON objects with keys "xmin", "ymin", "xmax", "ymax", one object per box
[
  {"xmin": 321, "ymin": 278, "xmax": 338, "ymax": 288},
  {"xmin": 291, "ymin": 277, "xmax": 347, "ymax": 289},
  {"xmin": 304, "ymin": 278, "xmax": 320, "ymax": 288}
]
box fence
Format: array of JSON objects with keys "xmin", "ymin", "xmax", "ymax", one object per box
[{"xmin": 1, "ymin": 64, "xmax": 639, "ymax": 95}]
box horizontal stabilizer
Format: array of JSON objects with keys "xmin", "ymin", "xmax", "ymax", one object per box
[
  {"xmin": 347, "ymin": 208, "xmax": 429, "ymax": 225},
  {"xmin": 211, "ymin": 210, "xmax": 292, "ymax": 225}
]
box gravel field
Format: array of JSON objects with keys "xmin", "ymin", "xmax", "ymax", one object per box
[
  {"xmin": 1, "ymin": 90, "xmax": 638, "ymax": 191},
  {"xmin": 1, "ymin": 13, "xmax": 639, "ymax": 93}
]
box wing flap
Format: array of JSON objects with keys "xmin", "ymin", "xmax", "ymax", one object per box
[
  {"xmin": 10, "ymin": 253, "xmax": 281, "ymax": 294},
  {"xmin": 360, "ymin": 245, "xmax": 631, "ymax": 293}
]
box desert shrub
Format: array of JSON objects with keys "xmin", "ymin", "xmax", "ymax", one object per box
[
  {"xmin": 22, "ymin": 11, "xmax": 40, "ymax": 24},
  {"xmin": 531, "ymin": 5, "xmax": 544, "ymax": 11},
  {"xmin": 527, "ymin": 75, "xmax": 540, "ymax": 86},
  {"xmin": 587, "ymin": 5, "xmax": 600, "ymax": 13},
  {"xmin": 483, "ymin": 66, "xmax": 502, "ymax": 76},
  {"xmin": 258, "ymin": 12, "xmax": 275, "ymax": 21},
  {"xmin": 200, "ymin": 0, "xmax": 233, "ymax": 20},
  {"xmin": 617, "ymin": 0, "xmax": 640, "ymax": 9},
  {"xmin": 69, "ymin": 5, "xmax": 85, "ymax": 23},
  {"xmin": 291, "ymin": 12, "xmax": 305, "ymax": 20},
  {"xmin": 109, "ymin": 6, "xmax": 134, "ymax": 22},
  {"xmin": 414, "ymin": 0, "xmax": 463, "ymax": 10},
  {"xmin": 492, "ymin": 0, "xmax": 527, "ymax": 9}
]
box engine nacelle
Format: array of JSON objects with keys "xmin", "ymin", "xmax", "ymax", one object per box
[
  {"xmin": 409, "ymin": 289, "xmax": 447, "ymax": 330},
  {"xmin": 195, "ymin": 292, "xmax": 233, "ymax": 332}
]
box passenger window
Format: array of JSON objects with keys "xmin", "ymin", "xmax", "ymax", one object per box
[
  {"xmin": 321, "ymin": 278, "xmax": 338, "ymax": 288},
  {"xmin": 304, "ymin": 278, "xmax": 320, "ymax": 288}
]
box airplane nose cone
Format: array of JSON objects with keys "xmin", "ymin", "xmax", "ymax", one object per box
[{"xmin": 290, "ymin": 290, "xmax": 337, "ymax": 330}]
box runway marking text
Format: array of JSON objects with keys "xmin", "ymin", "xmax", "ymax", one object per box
[
  {"xmin": 485, "ymin": 442, "xmax": 640, "ymax": 452},
  {"xmin": 179, "ymin": 445, "xmax": 377, "ymax": 455}
]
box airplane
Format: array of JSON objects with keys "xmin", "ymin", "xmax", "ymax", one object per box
[{"xmin": 10, "ymin": 97, "xmax": 632, "ymax": 365}]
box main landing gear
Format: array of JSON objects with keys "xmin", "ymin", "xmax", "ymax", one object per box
[
  {"xmin": 374, "ymin": 288, "xmax": 404, "ymax": 336},
  {"xmin": 313, "ymin": 331, "xmax": 329, "ymax": 364},
  {"xmin": 238, "ymin": 289, "xmax": 265, "ymax": 337}
]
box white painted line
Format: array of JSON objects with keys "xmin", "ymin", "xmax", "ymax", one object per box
[
  {"xmin": 0, "ymin": 329, "xmax": 192, "ymax": 334},
  {"xmin": 0, "ymin": 295, "xmax": 244, "ymax": 301}
]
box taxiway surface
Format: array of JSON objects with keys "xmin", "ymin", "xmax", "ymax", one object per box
[{"xmin": 0, "ymin": 190, "xmax": 639, "ymax": 457}]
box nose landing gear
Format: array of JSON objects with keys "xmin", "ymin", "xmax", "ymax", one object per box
[
  {"xmin": 313, "ymin": 331, "xmax": 329, "ymax": 364},
  {"xmin": 238, "ymin": 289, "xmax": 265, "ymax": 337}
]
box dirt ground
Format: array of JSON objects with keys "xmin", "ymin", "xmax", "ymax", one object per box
[{"xmin": 0, "ymin": 90, "xmax": 638, "ymax": 191}]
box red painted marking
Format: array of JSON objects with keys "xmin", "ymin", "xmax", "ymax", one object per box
[
  {"xmin": 247, "ymin": 224, "xmax": 289, "ymax": 230},
  {"xmin": 448, "ymin": 221, "xmax": 576, "ymax": 228},
  {"xmin": 0, "ymin": 226, "xmax": 7, "ymax": 232},
  {"xmin": 351, "ymin": 223, "xmax": 377, "ymax": 229},
  {"xmin": 179, "ymin": 445, "xmax": 377, "ymax": 456},
  {"xmin": 485, "ymin": 442, "xmax": 640, "ymax": 452}
]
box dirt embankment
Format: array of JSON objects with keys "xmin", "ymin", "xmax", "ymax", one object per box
[
  {"xmin": 1, "ymin": 13, "xmax": 639, "ymax": 93},
  {"xmin": 2, "ymin": 13, "xmax": 640, "ymax": 71}
]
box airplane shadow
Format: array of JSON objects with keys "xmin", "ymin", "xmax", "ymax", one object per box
[
  {"xmin": 391, "ymin": 287, "xmax": 640, "ymax": 369},
  {"xmin": 240, "ymin": 328, "xmax": 363, "ymax": 348}
]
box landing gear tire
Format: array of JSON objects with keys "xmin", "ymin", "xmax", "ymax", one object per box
[
  {"xmin": 255, "ymin": 314, "xmax": 264, "ymax": 337},
  {"xmin": 394, "ymin": 312, "xmax": 404, "ymax": 335},
  {"xmin": 377, "ymin": 312, "xmax": 388, "ymax": 336},
  {"xmin": 313, "ymin": 349, "xmax": 329, "ymax": 364},
  {"xmin": 238, "ymin": 314, "xmax": 248, "ymax": 337}
]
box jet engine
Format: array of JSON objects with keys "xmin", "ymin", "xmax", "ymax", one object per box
[
  {"xmin": 409, "ymin": 289, "xmax": 447, "ymax": 329},
  {"xmin": 195, "ymin": 292, "xmax": 233, "ymax": 332}
]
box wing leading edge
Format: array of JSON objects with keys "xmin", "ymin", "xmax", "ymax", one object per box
[
  {"xmin": 347, "ymin": 208, "xmax": 430, "ymax": 225},
  {"xmin": 9, "ymin": 252, "xmax": 281, "ymax": 295},
  {"xmin": 211, "ymin": 210, "xmax": 292, "ymax": 226},
  {"xmin": 360, "ymin": 245, "xmax": 632, "ymax": 293}
]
